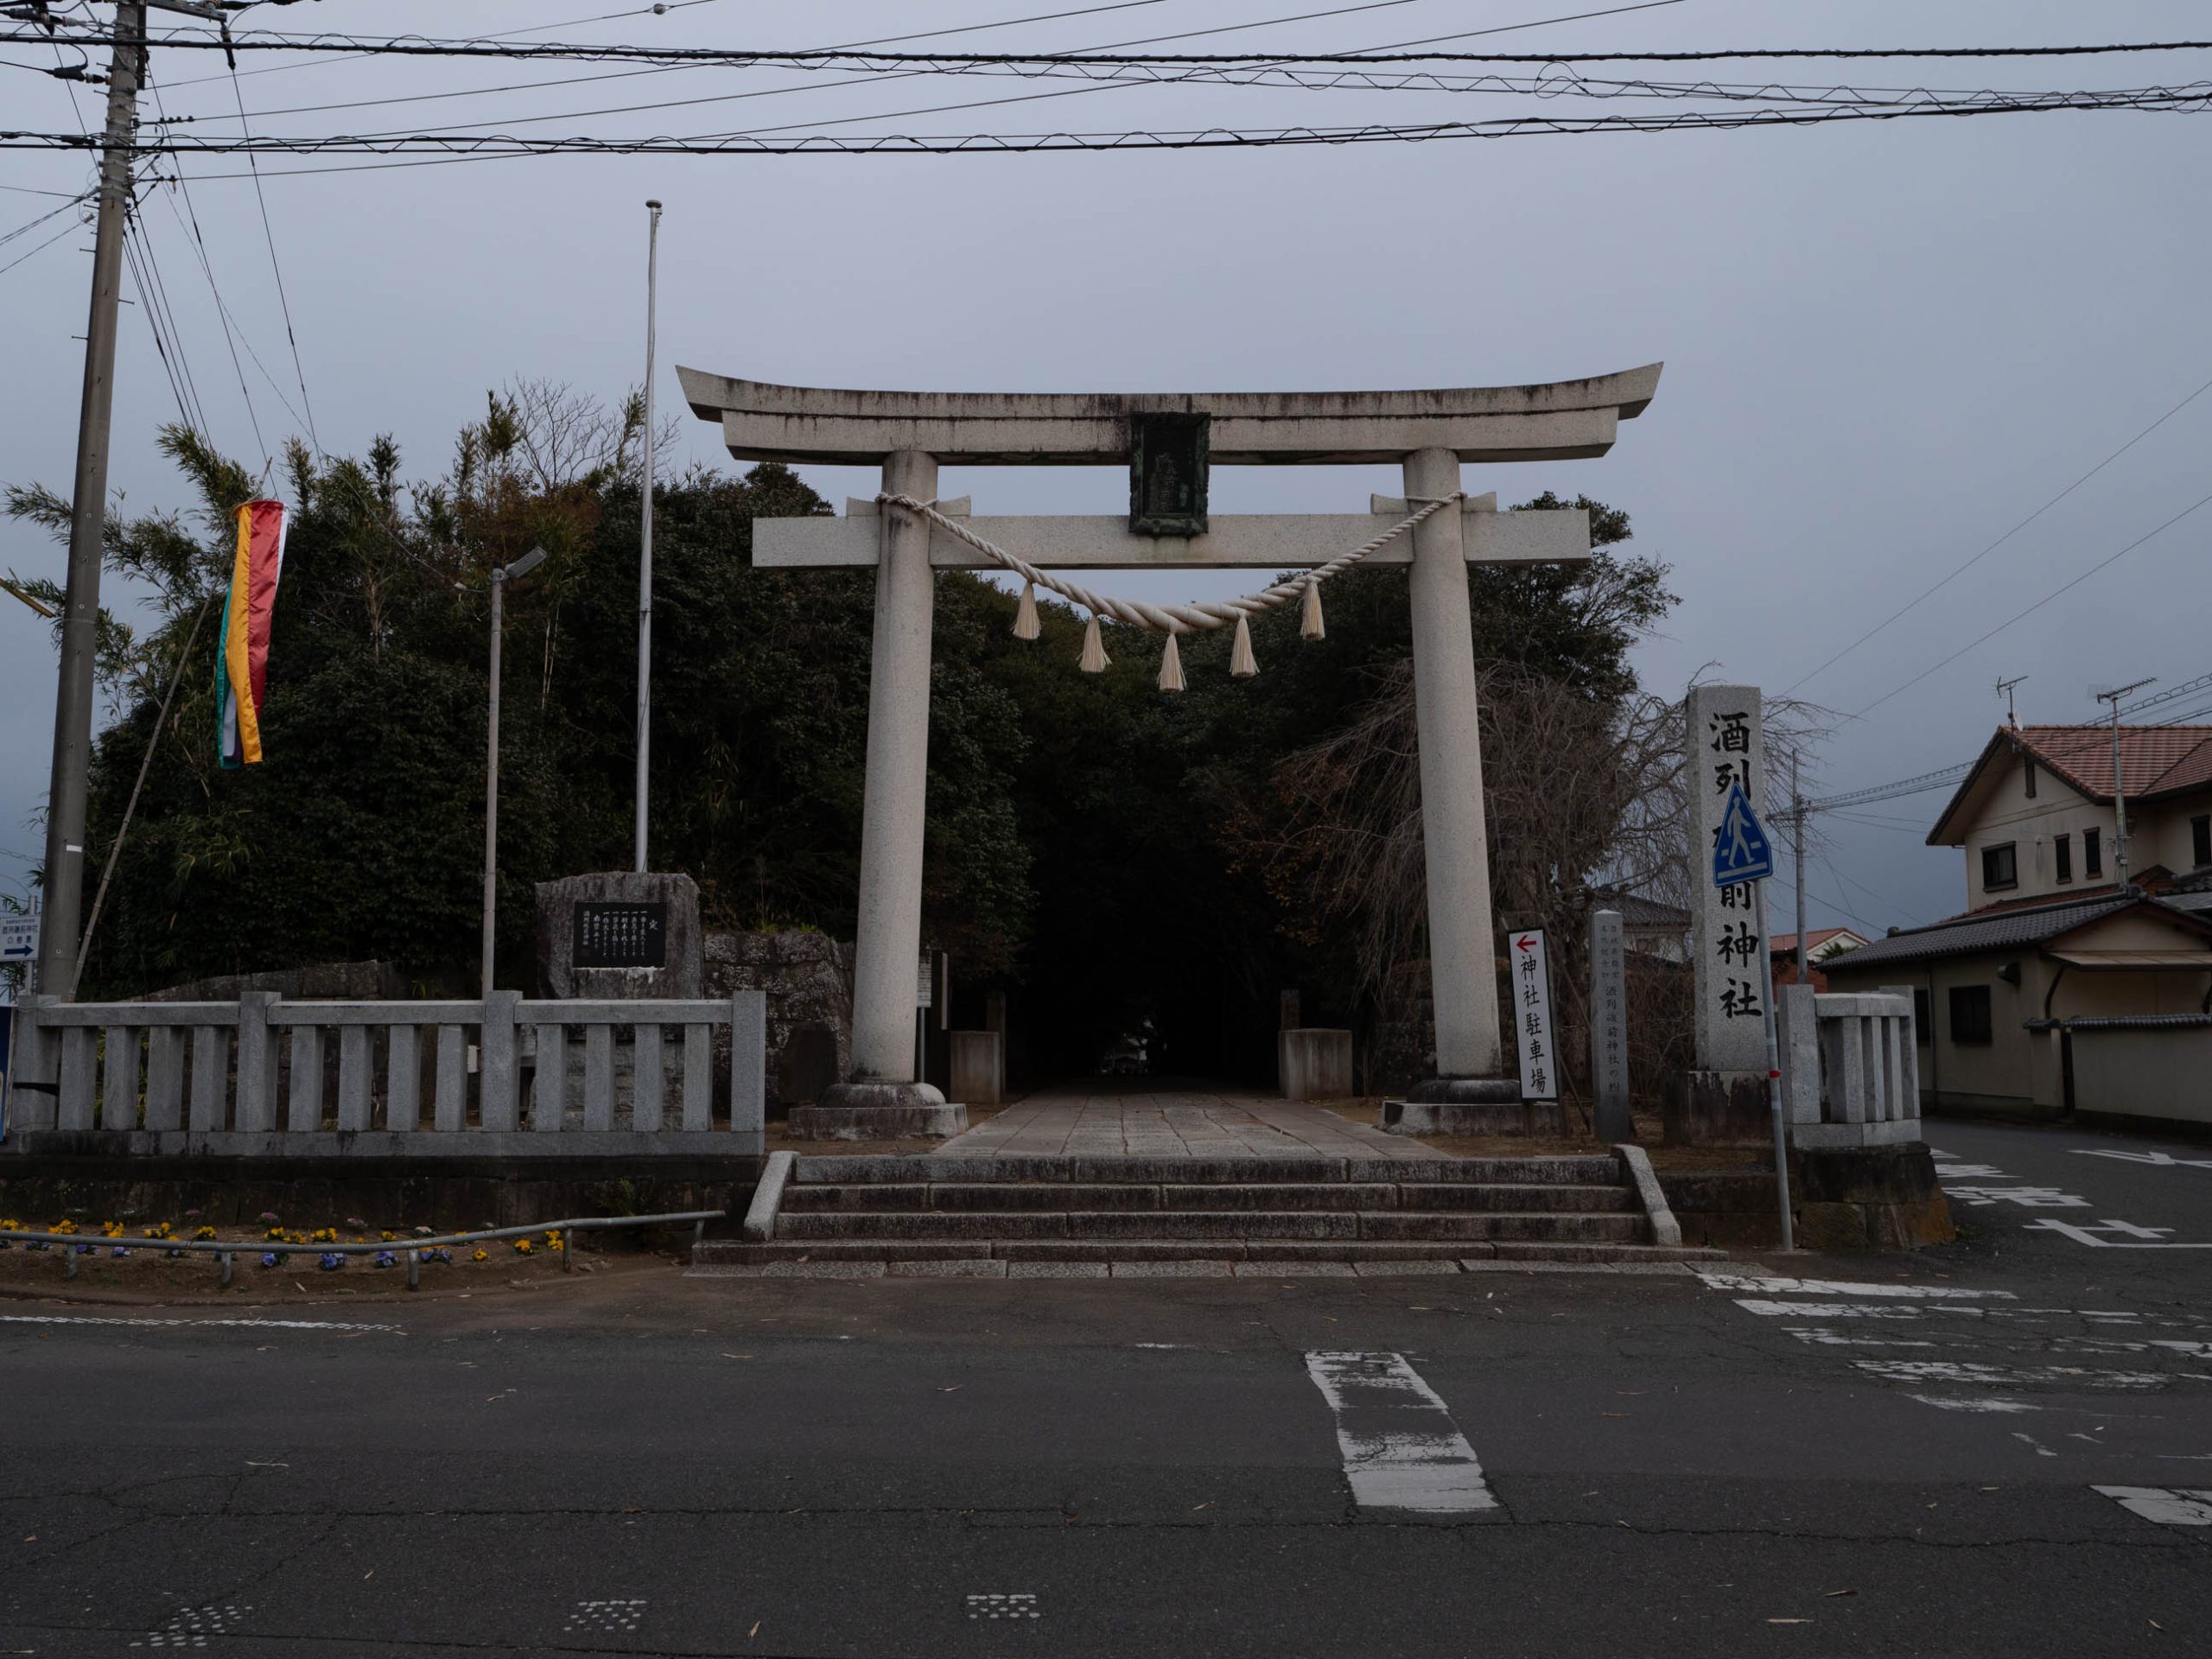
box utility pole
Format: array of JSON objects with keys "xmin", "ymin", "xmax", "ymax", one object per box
[
  {"xmin": 35, "ymin": 2, "xmax": 149, "ymax": 1001},
  {"xmin": 1790, "ymin": 751, "xmax": 1807, "ymax": 988},
  {"xmin": 634, "ymin": 200, "xmax": 663, "ymax": 874},
  {"xmin": 2097, "ymin": 677, "xmax": 2156, "ymax": 892}
]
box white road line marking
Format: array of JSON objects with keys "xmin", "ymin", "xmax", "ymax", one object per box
[
  {"xmin": 0, "ymin": 1314, "xmax": 398, "ymax": 1332},
  {"xmin": 563, "ymin": 1599, "xmax": 648, "ymax": 1634},
  {"xmin": 1783, "ymin": 1326, "xmax": 1936, "ymax": 1349},
  {"xmin": 2074, "ymin": 1149, "xmax": 2212, "ymax": 1172},
  {"xmin": 1734, "ymin": 1300, "xmax": 2154, "ymax": 1325},
  {"xmin": 2094, "ymin": 1485, "xmax": 2212, "ymax": 1526},
  {"xmin": 1303, "ymin": 1351, "xmax": 1498, "ymax": 1516},
  {"xmin": 1700, "ymin": 1274, "xmax": 2015, "ymax": 1300},
  {"xmin": 2023, "ymin": 1218, "xmax": 2212, "ymax": 1250},
  {"xmin": 1856, "ymin": 1359, "xmax": 2193, "ymax": 1389},
  {"xmin": 130, "ymin": 1601, "xmax": 250, "ymax": 1649},
  {"xmin": 967, "ymin": 1594, "xmax": 1039, "ymax": 1621},
  {"xmin": 1906, "ymin": 1395, "xmax": 2039, "ymax": 1413},
  {"xmin": 1944, "ymin": 1185, "xmax": 2092, "ymax": 1209}
]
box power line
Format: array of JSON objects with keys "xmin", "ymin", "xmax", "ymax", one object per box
[
  {"xmin": 223, "ymin": 48, "xmax": 319, "ymax": 455},
  {"xmin": 1851, "ymin": 488, "xmax": 2212, "ymax": 720},
  {"xmin": 25, "ymin": 27, "xmax": 2212, "ymax": 67},
  {"xmin": 1782, "ymin": 368, "xmax": 2212, "ymax": 696},
  {"xmin": 146, "ymin": 71, "xmax": 266, "ymax": 459},
  {"xmin": 14, "ymin": 81, "xmax": 2211, "ymax": 160}
]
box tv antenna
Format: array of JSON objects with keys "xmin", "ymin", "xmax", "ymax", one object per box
[{"xmin": 1995, "ymin": 674, "xmax": 2028, "ymax": 726}]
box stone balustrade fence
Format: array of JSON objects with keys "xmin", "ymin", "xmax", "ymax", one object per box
[
  {"xmin": 1776, "ymin": 984, "xmax": 1922, "ymax": 1150},
  {"xmin": 3, "ymin": 990, "xmax": 766, "ymax": 1156}
]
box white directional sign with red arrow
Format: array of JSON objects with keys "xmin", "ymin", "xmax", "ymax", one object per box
[{"xmin": 1509, "ymin": 928, "xmax": 1559, "ymax": 1103}]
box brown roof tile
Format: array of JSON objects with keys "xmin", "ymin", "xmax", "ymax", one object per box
[{"xmin": 2015, "ymin": 725, "xmax": 2212, "ymax": 800}]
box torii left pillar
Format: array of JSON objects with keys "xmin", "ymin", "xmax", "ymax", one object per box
[{"xmin": 800, "ymin": 449, "xmax": 969, "ymax": 1139}]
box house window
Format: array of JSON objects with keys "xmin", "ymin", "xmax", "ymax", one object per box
[
  {"xmin": 2055, "ymin": 834, "xmax": 2072, "ymax": 882},
  {"xmin": 2085, "ymin": 827, "xmax": 2103, "ymax": 877},
  {"xmin": 2024, "ymin": 761, "xmax": 2037, "ymax": 799},
  {"xmin": 1948, "ymin": 984, "xmax": 1993, "ymax": 1046},
  {"xmin": 1913, "ymin": 988, "xmax": 1931, "ymax": 1038},
  {"xmin": 1981, "ymin": 842, "xmax": 2018, "ymax": 892},
  {"xmin": 2195, "ymin": 815, "xmax": 2211, "ymax": 868}
]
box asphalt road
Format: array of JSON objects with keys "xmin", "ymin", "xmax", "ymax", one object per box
[{"xmin": 5, "ymin": 1116, "xmax": 2212, "ymax": 1658}]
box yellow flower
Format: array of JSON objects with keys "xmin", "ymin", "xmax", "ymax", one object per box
[
  {"xmin": 52, "ymin": 1220, "xmax": 79, "ymax": 1236},
  {"xmin": 471, "ymin": 1249, "xmax": 488, "ymax": 1262},
  {"xmin": 512, "ymin": 1239, "xmax": 533, "ymax": 1256},
  {"xmin": 379, "ymin": 1231, "xmax": 397, "ymax": 1243},
  {"xmin": 193, "ymin": 1226, "xmax": 217, "ymax": 1241},
  {"xmin": 548, "ymin": 1239, "xmax": 565, "ymax": 1253}
]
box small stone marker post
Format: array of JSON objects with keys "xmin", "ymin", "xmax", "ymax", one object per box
[{"xmin": 1587, "ymin": 909, "xmax": 1632, "ymax": 1143}]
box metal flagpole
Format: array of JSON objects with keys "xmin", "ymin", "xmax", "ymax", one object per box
[{"xmin": 634, "ymin": 200, "xmax": 663, "ymax": 874}]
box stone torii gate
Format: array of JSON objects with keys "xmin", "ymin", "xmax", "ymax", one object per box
[{"xmin": 678, "ymin": 365, "xmax": 1662, "ymax": 1138}]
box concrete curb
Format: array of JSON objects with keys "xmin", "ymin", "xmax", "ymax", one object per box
[
  {"xmin": 1614, "ymin": 1144, "xmax": 1682, "ymax": 1248},
  {"xmin": 741, "ymin": 1150, "xmax": 798, "ymax": 1243}
]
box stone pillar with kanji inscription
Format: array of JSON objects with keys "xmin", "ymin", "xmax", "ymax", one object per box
[{"xmin": 1666, "ymin": 684, "xmax": 1771, "ymax": 1144}]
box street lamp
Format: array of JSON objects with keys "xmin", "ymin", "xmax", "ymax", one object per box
[{"xmin": 482, "ymin": 547, "xmax": 547, "ymax": 998}]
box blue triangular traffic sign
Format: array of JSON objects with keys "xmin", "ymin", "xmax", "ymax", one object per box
[{"xmin": 1713, "ymin": 780, "xmax": 1774, "ymax": 887}]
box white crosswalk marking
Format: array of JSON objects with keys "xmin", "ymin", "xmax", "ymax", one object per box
[
  {"xmin": 2094, "ymin": 1485, "xmax": 2212, "ymax": 1526},
  {"xmin": 1304, "ymin": 1351, "xmax": 1498, "ymax": 1516},
  {"xmin": 1699, "ymin": 1274, "xmax": 2015, "ymax": 1300}
]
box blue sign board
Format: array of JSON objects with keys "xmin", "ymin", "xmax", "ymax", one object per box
[{"xmin": 1712, "ymin": 780, "xmax": 1774, "ymax": 887}]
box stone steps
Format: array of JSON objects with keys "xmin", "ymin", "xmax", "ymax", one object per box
[
  {"xmin": 781, "ymin": 1181, "xmax": 1638, "ymax": 1215},
  {"xmin": 693, "ymin": 1146, "xmax": 1721, "ymax": 1275},
  {"xmin": 791, "ymin": 1154, "xmax": 1625, "ymax": 1185},
  {"xmin": 772, "ymin": 1209, "xmax": 1649, "ymax": 1243},
  {"xmin": 692, "ymin": 1238, "xmax": 1719, "ymax": 1274}
]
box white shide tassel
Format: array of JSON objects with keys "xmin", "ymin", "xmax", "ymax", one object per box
[
  {"xmin": 1079, "ymin": 613, "xmax": 1110, "ymax": 673},
  {"xmin": 1230, "ymin": 613, "xmax": 1257, "ymax": 678},
  {"xmin": 1300, "ymin": 577, "xmax": 1325, "ymax": 642},
  {"xmin": 1158, "ymin": 631, "xmax": 1186, "ymax": 693},
  {"xmin": 1014, "ymin": 581, "xmax": 1040, "ymax": 640}
]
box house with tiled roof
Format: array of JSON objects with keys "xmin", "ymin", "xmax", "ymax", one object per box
[
  {"xmin": 1770, "ymin": 927, "xmax": 1867, "ymax": 991},
  {"xmin": 1825, "ymin": 723, "xmax": 2212, "ymax": 1129},
  {"xmin": 1926, "ymin": 723, "xmax": 2212, "ymax": 906}
]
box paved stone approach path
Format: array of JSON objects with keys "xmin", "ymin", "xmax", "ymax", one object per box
[{"xmin": 938, "ymin": 1082, "xmax": 1442, "ymax": 1161}]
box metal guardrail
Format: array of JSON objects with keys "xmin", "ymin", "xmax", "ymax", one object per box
[{"xmin": 0, "ymin": 1208, "xmax": 726, "ymax": 1289}]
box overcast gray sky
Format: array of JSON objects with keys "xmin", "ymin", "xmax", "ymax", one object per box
[{"xmin": 5, "ymin": 0, "xmax": 2210, "ymax": 947}]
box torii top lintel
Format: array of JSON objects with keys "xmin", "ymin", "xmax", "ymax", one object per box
[{"xmin": 675, "ymin": 363, "xmax": 1662, "ymax": 467}]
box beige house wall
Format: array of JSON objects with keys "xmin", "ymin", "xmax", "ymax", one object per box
[
  {"xmin": 1954, "ymin": 747, "xmax": 2212, "ymax": 903},
  {"xmin": 1959, "ymin": 749, "xmax": 2113, "ymax": 906},
  {"xmin": 2070, "ymin": 1026, "xmax": 2212, "ymax": 1128},
  {"xmin": 1827, "ymin": 912, "xmax": 2212, "ymax": 1121}
]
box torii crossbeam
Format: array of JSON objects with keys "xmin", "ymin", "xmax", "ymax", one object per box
[{"xmin": 678, "ymin": 365, "xmax": 1662, "ymax": 1138}]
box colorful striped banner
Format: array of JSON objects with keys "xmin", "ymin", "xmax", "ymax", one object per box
[{"xmin": 215, "ymin": 499, "xmax": 287, "ymax": 768}]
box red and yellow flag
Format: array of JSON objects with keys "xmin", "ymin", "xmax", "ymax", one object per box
[{"xmin": 215, "ymin": 499, "xmax": 287, "ymax": 768}]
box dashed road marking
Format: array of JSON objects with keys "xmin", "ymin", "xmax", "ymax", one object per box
[
  {"xmin": 2094, "ymin": 1485, "xmax": 2212, "ymax": 1526},
  {"xmin": 1906, "ymin": 1394, "xmax": 2038, "ymax": 1413},
  {"xmin": 130, "ymin": 1601, "xmax": 250, "ymax": 1649},
  {"xmin": 564, "ymin": 1599, "xmax": 648, "ymax": 1634},
  {"xmin": 1303, "ymin": 1351, "xmax": 1498, "ymax": 1516},
  {"xmin": 967, "ymin": 1594, "xmax": 1039, "ymax": 1621}
]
